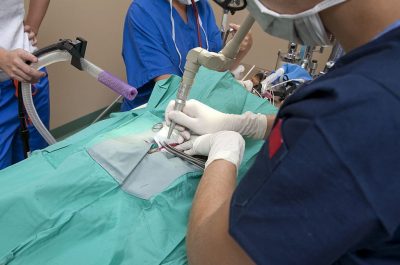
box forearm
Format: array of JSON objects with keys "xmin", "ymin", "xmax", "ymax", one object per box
[
  {"xmin": 154, "ymin": 74, "xmax": 171, "ymax": 82},
  {"xmin": 187, "ymin": 160, "xmax": 254, "ymax": 265},
  {"xmin": 188, "ymin": 160, "xmax": 236, "ymax": 226},
  {"xmin": 0, "ymin": 48, "xmax": 7, "ymax": 70},
  {"xmin": 25, "ymin": 0, "xmax": 50, "ymax": 34},
  {"xmin": 0, "ymin": 48, "xmax": 6, "ymax": 60}
]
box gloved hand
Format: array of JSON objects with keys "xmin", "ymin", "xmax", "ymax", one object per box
[
  {"xmin": 153, "ymin": 122, "xmax": 190, "ymax": 145},
  {"xmin": 165, "ymin": 99, "xmax": 268, "ymax": 140},
  {"xmin": 238, "ymin": 79, "xmax": 253, "ymax": 92},
  {"xmin": 176, "ymin": 131, "xmax": 245, "ymax": 170}
]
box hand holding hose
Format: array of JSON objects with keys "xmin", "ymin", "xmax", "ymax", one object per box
[{"xmin": 0, "ymin": 48, "xmax": 45, "ymax": 83}]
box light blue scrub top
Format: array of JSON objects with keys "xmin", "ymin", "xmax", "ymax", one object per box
[{"xmin": 121, "ymin": 0, "xmax": 223, "ymax": 111}]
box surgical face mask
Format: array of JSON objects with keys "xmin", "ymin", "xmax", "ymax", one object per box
[
  {"xmin": 177, "ymin": 0, "xmax": 199, "ymax": 5},
  {"xmin": 246, "ymin": 0, "xmax": 346, "ymax": 46}
]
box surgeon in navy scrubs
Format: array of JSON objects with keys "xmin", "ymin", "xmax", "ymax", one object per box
[{"xmin": 164, "ymin": 0, "xmax": 400, "ymax": 264}]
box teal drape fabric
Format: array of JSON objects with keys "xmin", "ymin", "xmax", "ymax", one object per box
[{"xmin": 0, "ymin": 68, "xmax": 277, "ymax": 265}]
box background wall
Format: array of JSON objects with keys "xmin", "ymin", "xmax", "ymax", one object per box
[{"xmin": 31, "ymin": 0, "xmax": 330, "ymax": 129}]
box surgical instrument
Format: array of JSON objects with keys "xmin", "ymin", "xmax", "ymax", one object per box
[
  {"xmin": 161, "ymin": 142, "xmax": 206, "ymax": 169},
  {"xmin": 241, "ymin": 65, "xmax": 256, "ymax": 81},
  {"xmin": 91, "ymin": 95, "xmax": 123, "ymax": 125},
  {"xmin": 275, "ymin": 43, "xmax": 301, "ymax": 69},
  {"xmin": 309, "ymin": 59, "xmax": 319, "ymax": 76},
  {"xmin": 152, "ymin": 123, "xmax": 164, "ymax": 132}
]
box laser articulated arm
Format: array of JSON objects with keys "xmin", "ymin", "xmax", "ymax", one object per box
[{"xmin": 22, "ymin": 38, "xmax": 138, "ymax": 145}]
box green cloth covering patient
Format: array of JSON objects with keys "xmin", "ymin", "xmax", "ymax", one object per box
[{"xmin": 0, "ymin": 67, "xmax": 277, "ymax": 265}]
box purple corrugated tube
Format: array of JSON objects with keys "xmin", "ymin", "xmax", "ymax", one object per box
[{"xmin": 98, "ymin": 71, "xmax": 138, "ymax": 100}]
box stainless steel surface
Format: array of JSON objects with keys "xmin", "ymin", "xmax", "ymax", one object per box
[
  {"xmin": 162, "ymin": 142, "xmax": 206, "ymax": 169},
  {"xmin": 152, "ymin": 122, "xmax": 164, "ymax": 132}
]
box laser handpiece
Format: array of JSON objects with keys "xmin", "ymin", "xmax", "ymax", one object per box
[{"xmin": 167, "ymin": 15, "xmax": 255, "ymax": 138}]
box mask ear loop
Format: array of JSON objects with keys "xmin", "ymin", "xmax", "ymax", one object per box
[{"xmin": 170, "ymin": 0, "xmax": 184, "ymax": 74}]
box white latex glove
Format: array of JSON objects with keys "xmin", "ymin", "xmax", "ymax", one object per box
[
  {"xmin": 153, "ymin": 123, "xmax": 190, "ymax": 146},
  {"xmin": 238, "ymin": 80, "xmax": 253, "ymax": 92},
  {"xmin": 176, "ymin": 131, "xmax": 245, "ymax": 170},
  {"xmin": 166, "ymin": 99, "xmax": 268, "ymax": 140}
]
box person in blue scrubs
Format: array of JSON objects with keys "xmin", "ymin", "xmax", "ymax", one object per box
[
  {"xmin": 0, "ymin": 0, "xmax": 50, "ymax": 170},
  {"xmin": 121, "ymin": 0, "xmax": 252, "ymax": 111},
  {"xmin": 164, "ymin": 0, "xmax": 400, "ymax": 264}
]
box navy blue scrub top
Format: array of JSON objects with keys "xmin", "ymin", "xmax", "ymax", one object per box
[
  {"xmin": 121, "ymin": 0, "xmax": 222, "ymax": 111},
  {"xmin": 230, "ymin": 23, "xmax": 400, "ymax": 265}
]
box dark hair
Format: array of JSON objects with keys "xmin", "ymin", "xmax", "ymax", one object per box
[{"xmin": 254, "ymin": 72, "xmax": 266, "ymax": 81}]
